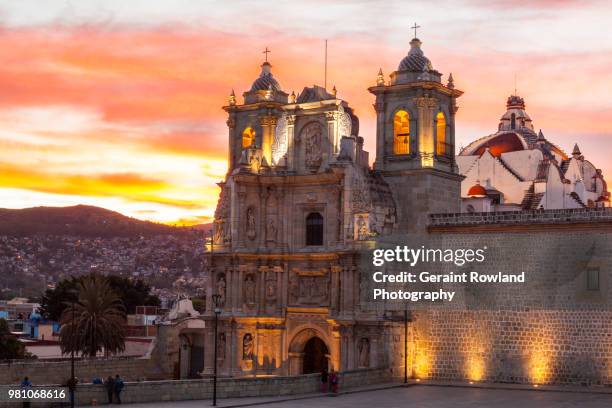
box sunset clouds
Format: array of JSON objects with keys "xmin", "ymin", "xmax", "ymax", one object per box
[{"xmin": 0, "ymin": 1, "xmax": 611, "ymax": 224}]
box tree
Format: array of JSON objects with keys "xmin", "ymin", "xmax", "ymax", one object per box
[
  {"xmin": 59, "ymin": 275, "xmax": 126, "ymax": 357},
  {"xmin": 0, "ymin": 318, "xmax": 34, "ymax": 360},
  {"xmin": 40, "ymin": 274, "xmax": 160, "ymax": 320}
]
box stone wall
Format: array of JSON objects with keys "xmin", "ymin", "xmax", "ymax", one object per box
[
  {"xmin": 73, "ymin": 367, "xmax": 392, "ymax": 406},
  {"xmin": 400, "ymin": 212, "xmax": 612, "ymax": 386},
  {"xmin": 0, "ymin": 357, "xmax": 157, "ymax": 386}
]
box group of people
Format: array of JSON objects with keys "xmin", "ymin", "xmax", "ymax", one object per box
[
  {"xmin": 103, "ymin": 375, "xmax": 125, "ymax": 404},
  {"xmin": 320, "ymin": 369, "xmax": 339, "ymax": 393}
]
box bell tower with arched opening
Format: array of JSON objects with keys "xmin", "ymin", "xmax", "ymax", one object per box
[{"xmin": 368, "ymin": 33, "xmax": 464, "ymax": 232}]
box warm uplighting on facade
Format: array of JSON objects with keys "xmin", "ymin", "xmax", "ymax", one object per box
[
  {"xmin": 527, "ymin": 318, "xmax": 555, "ymax": 385},
  {"xmin": 464, "ymin": 329, "xmax": 488, "ymax": 382}
]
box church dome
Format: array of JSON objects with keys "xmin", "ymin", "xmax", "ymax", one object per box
[
  {"xmin": 471, "ymin": 132, "xmax": 527, "ymax": 157},
  {"xmin": 398, "ymin": 38, "xmax": 434, "ymax": 72},
  {"xmin": 467, "ymin": 182, "xmax": 487, "ymax": 198},
  {"xmin": 250, "ymin": 62, "xmax": 281, "ymax": 91}
]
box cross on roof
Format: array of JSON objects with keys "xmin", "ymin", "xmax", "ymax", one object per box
[
  {"xmin": 263, "ymin": 47, "xmax": 271, "ymax": 62},
  {"xmin": 411, "ymin": 23, "xmax": 421, "ymax": 39}
]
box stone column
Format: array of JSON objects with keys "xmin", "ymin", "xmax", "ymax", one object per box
[
  {"xmin": 260, "ymin": 116, "xmax": 277, "ymax": 166},
  {"xmin": 416, "ymin": 94, "xmax": 437, "ymax": 167},
  {"xmin": 373, "ymin": 98, "xmax": 385, "ymax": 170},
  {"xmin": 234, "ymin": 187, "xmax": 247, "ymax": 249},
  {"xmin": 226, "ymin": 116, "xmax": 236, "ymax": 171},
  {"xmin": 325, "ymin": 110, "xmax": 339, "ymax": 155},
  {"xmin": 286, "ymin": 114, "xmax": 296, "ymax": 170}
]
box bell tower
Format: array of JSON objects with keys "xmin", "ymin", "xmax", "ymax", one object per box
[{"xmin": 368, "ymin": 34, "xmax": 464, "ymax": 232}]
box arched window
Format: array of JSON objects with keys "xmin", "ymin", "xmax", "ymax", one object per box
[
  {"xmin": 510, "ymin": 113, "xmax": 516, "ymax": 130},
  {"xmin": 305, "ymin": 212, "xmax": 324, "ymax": 246},
  {"xmin": 436, "ymin": 112, "xmax": 447, "ymax": 156},
  {"xmin": 393, "ymin": 110, "xmax": 410, "ymax": 155},
  {"xmin": 242, "ymin": 127, "xmax": 255, "ymax": 149}
]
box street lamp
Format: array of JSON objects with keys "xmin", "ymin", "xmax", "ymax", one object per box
[
  {"xmin": 67, "ymin": 288, "xmax": 79, "ymax": 408},
  {"xmin": 211, "ymin": 293, "xmax": 222, "ymax": 406}
]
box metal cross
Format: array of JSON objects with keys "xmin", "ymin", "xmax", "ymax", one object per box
[
  {"xmin": 411, "ymin": 23, "xmax": 420, "ymax": 39},
  {"xmin": 263, "ymin": 47, "xmax": 271, "ymax": 62}
]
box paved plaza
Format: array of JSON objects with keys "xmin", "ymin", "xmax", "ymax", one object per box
[{"xmin": 119, "ymin": 385, "xmax": 612, "ymax": 408}]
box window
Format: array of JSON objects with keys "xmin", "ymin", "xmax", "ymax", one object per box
[
  {"xmin": 510, "ymin": 113, "xmax": 516, "ymax": 130},
  {"xmin": 393, "ymin": 110, "xmax": 410, "ymax": 155},
  {"xmin": 242, "ymin": 127, "xmax": 255, "ymax": 149},
  {"xmin": 436, "ymin": 112, "xmax": 447, "ymax": 156},
  {"xmin": 587, "ymin": 268, "xmax": 600, "ymax": 291},
  {"xmin": 306, "ymin": 212, "xmax": 324, "ymax": 246}
]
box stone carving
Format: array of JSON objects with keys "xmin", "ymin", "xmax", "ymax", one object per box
[
  {"xmin": 244, "ymin": 274, "xmax": 256, "ymax": 305},
  {"xmin": 289, "ymin": 275, "xmax": 300, "ymax": 304},
  {"xmin": 358, "ymin": 337, "xmax": 370, "ymax": 367},
  {"xmin": 355, "ymin": 214, "xmax": 369, "ymax": 241},
  {"xmin": 301, "ymin": 122, "xmax": 323, "ymax": 169},
  {"xmin": 213, "ymin": 185, "xmax": 231, "ymax": 245},
  {"xmin": 218, "ymin": 332, "xmax": 226, "ymax": 360},
  {"xmin": 290, "ymin": 270, "xmax": 329, "ymax": 306},
  {"xmin": 339, "ymin": 112, "xmax": 352, "ymax": 138},
  {"xmin": 246, "ymin": 207, "xmax": 257, "ymax": 240},
  {"xmin": 216, "ymin": 275, "xmax": 226, "ymax": 307},
  {"xmin": 352, "ymin": 176, "xmax": 371, "ymax": 213},
  {"xmin": 243, "ymin": 333, "xmax": 254, "ymax": 360},
  {"xmin": 266, "ymin": 218, "xmax": 277, "ymax": 242},
  {"xmin": 265, "ymin": 276, "xmax": 277, "ymax": 303},
  {"xmin": 272, "ymin": 114, "xmax": 288, "ymax": 165}
]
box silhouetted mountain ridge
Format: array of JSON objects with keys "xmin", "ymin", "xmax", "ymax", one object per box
[{"xmin": 0, "ymin": 205, "xmax": 198, "ymax": 237}]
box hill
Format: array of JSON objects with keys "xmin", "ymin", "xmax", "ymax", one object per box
[{"xmin": 0, "ymin": 205, "xmax": 195, "ymax": 237}]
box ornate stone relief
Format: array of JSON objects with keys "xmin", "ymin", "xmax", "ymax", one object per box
[
  {"xmin": 301, "ymin": 122, "xmax": 323, "ymax": 169},
  {"xmin": 216, "ymin": 274, "xmax": 226, "ymax": 307},
  {"xmin": 339, "ymin": 112, "xmax": 352, "ymax": 138},
  {"xmin": 213, "ymin": 185, "xmax": 231, "ymax": 245},
  {"xmin": 289, "ymin": 268, "xmax": 330, "ymax": 306},
  {"xmin": 272, "ymin": 113, "xmax": 288, "ymax": 165}
]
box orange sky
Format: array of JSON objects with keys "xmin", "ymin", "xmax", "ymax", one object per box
[{"xmin": 1, "ymin": 1, "xmax": 611, "ymax": 225}]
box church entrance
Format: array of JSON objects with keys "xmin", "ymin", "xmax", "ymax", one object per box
[{"xmin": 302, "ymin": 337, "xmax": 329, "ymax": 374}]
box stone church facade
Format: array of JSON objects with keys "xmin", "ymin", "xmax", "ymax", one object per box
[{"xmin": 157, "ymin": 37, "xmax": 612, "ymax": 386}]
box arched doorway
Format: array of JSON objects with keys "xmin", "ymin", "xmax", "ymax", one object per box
[{"xmin": 302, "ymin": 337, "xmax": 329, "ymax": 374}]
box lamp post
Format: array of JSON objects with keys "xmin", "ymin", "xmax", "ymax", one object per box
[
  {"xmin": 67, "ymin": 288, "xmax": 79, "ymax": 408},
  {"xmin": 211, "ymin": 294, "xmax": 222, "ymax": 406}
]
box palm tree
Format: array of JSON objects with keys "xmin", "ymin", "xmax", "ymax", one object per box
[{"xmin": 60, "ymin": 274, "xmax": 126, "ymax": 357}]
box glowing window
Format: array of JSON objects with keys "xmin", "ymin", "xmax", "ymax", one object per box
[
  {"xmin": 393, "ymin": 110, "xmax": 410, "ymax": 155},
  {"xmin": 242, "ymin": 127, "xmax": 255, "ymax": 149},
  {"xmin": 436, "ymin": 112, "xmax": 447, "ymax": 156}
]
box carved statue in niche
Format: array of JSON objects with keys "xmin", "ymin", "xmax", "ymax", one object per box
[
  {"xmin": 246, "ymin": 207, "xmax": 256, "ymax": 240},
  {"xmin": 356, "ymin": 215, "xmax": 368, "ymax": 241},
  {"xmin": 358, "ymin": 337, "xmax": 370, "ymax": 367},
  {"xmin": 216, "ymin": 275, "xmax": 226, "ymax": 307},
  {"xmin": 301, "ymin": 122, "xmax": 323, "ymax": 169},
  {"xmin": 243, "ymin": 333, "xmax": 254, "ymax": 360},
  {"xmin": 266, "ymin": 217, "xmax": 277, "ymax": 242},
  {"xmin": 217, "ymin": 333, "xmax": 226, "ymax": 360},
  {"xmin": 244, "ymin": 274, "xmax": 256, "ymax": 305},
  {"xmin": 265, "ymin": 276, "xmax": 277, "ymax": 303}
]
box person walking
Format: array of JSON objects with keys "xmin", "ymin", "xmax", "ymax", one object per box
[
  {"xmin": 20, "ymin": 377, "xmax": 32, "ymax": 408},
  {"xmin": 329, "ymin": 370, "xmax": 338, "ymax": 394},
  {"xmin": 320, "ymin": 369, "xmax": 328, "ymax": 392},
  {"xmin": 113, "ymin": 375, "xmax": 124, "ymax": 404},
  {"xmin": 104, "ymin": 376, "xmax": 115, "ymax": 404}
]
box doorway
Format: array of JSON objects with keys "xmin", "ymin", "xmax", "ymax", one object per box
[{"xmin": 302, "ymin": 337, "xmax": 329, "ymax": 374}]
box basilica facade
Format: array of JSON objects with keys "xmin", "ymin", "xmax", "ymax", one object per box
[{"xmin": 165, "ymin": 36, "xmax": 463, "ymax": 379}]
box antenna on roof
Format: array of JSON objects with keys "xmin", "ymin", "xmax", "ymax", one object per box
[
  {"xmin": 324, "ymin": 39, "xmax": 328, "ymax": 90},
  {"xmin": 514, "ymin": 73, "xmax": 517, "ymax": 95}
]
